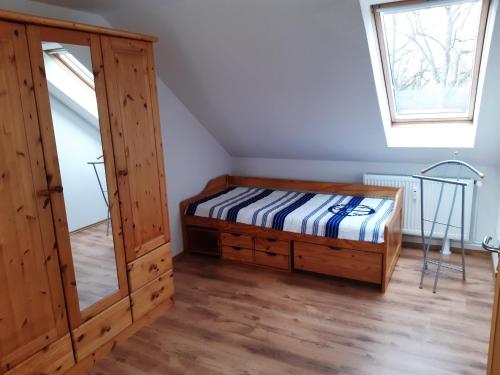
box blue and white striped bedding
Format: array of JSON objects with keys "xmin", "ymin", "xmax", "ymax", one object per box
[{"xmin": 186, "ymin": 187, "xmax": 394, "ymax": 243}]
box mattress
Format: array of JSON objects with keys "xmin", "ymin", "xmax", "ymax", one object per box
[{"xmin": 186, "ymin": 187, "xmax": 394, "ymax": 243}]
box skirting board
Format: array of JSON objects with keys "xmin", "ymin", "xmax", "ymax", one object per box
[{"xmin": 403, "ymin": 234, "xmax": 486, "ymax": 251}]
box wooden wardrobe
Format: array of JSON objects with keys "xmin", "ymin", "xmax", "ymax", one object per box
[{"xmin": 0, "ymin": 10, "xmax": 174, "ymax": 375}]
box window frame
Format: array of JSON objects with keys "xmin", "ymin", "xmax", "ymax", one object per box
[
  {"xmin": 372, "ymin": 0, "xmax": 491, "ymax": 125},
  {"xmin": 44, "ymin": 47, "xmax": 95, "ymax": 90}
]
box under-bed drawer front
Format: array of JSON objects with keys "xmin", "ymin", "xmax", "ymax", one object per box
[
  {"xmin": 222, "ymin": 246, "xmax": 254, "ymax": 263},
  {"xmin": 221, "ymin": 232, "xmax": 253, "ymax": 248},
  {"xmin": 254, "ymin": 237, "xmax": 290, "ymax": 255},
  {"xmin": 294, "ymin": 242, "xmax": 382, "ymax": 284},
  {"xmin": 254, "ymin": 250, "xmax": 290, "ymax": 270}
]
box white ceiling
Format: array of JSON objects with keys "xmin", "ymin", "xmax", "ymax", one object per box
[{"xmin": 36, "ymin": 0, "xmax": 500, "ymax": 166}]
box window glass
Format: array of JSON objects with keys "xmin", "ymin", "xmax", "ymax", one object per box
[{"xmin": 377, "ymin": 0, "xmax": 484, "ymax": 121}]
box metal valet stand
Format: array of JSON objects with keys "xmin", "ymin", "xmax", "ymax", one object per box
[
  {"xmin": 87, "ymin": 155, "xmax": 111, "ymax": 236},
  {"xmin": 413, "ymin": 157, "xmax": 485, "ymax": 293}
]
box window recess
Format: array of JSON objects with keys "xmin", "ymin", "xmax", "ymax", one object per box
[{"xmin": 372, "ymin": 0, "xmax": 490, "ymax": 125}]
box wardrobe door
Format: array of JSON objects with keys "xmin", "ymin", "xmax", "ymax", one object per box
[
  {"xmin": 101, "ymin": 36, "xmax": 170, "ymax": 262},
  {"xmin": 0, "ymin": 21, "xmax": 70, "ymax": 372},
  {"xmin": 26, "ymin": 26, "xmax": 131, "ymax": 333}
]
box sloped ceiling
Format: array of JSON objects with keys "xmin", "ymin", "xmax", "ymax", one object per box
[{"xmin": 36, "ymin": 0, "xmax": 500, "ymax": 166}]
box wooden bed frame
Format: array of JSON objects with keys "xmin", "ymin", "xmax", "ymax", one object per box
[{"xmin": 180, "ymin": 175, "xmax": 403, "ymax": 292}]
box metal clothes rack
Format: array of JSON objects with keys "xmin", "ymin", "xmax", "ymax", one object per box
[
  {"xmin": 413, "ymin": 159, "xmax": 484, "ymax": 293},
  {"xmin": 88, "ymin": 157, "xmax": 111, "ymax": 236}
]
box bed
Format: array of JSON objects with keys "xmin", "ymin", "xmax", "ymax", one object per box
[{"xmin": 180, "ymin": 175, "xmax": 403, "ymax": 292}]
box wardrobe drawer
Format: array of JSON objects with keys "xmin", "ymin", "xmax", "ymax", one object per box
[
  {"xmin": 130, "ymin": 270, "xmax": 174, "ymax": 321},
  {"xmin": 71, "ymin": 298, "xmax": 132, "ymax": 361},
  {"xmin": 5, "ymin": 335, "xmax": 74, "ymax": 375},
  {"xmin": 221, "ymin": 246, "xmax": 254, "ymax": 263},
  {"xmin": 221, "ymin": 232, "xmax": 253, "ymax": 248},
  {"xmin": 255, "ymin": 250, "xmax": 290, "ymax": 270},
  {"xmin": 254, "ymin": 237, "xmax": 290, "ymax": 255},
  {"xmin": 294, "ymin": 242, "xmax": 382, "ymax": 284},
  {"xmin": 127, "ymin": 243, "xmax": 173, "ymax": 292}
]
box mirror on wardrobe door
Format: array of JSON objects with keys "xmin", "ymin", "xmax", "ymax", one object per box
[{"xmin": 41, "ymin": 41, "xmax": 119, "ymax": 311}]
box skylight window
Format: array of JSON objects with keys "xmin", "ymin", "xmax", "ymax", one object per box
[
  {"xmin": 372, "ymin": 0, "xmax": 490, "ymax": 124},
  {"xmin": 44, "ymin": 46, "xmax": 95, "ymax": 90},
  {"xmin": 42, "ymin": 42, "xmax": 99, "ymax": 122}
]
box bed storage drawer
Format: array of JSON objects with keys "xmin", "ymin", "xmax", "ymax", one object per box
[
  {"xmin": 254, "ymin": 237, "xmax": 290, "ymax": 255},
  {"xmin": 221, "ymin": 232, "xmax": 253, "ymax": 248},
  {"xmin": 222, "ymin": 245, "xmax": 254, "ymax": 263},
  {"xmin": 294, "ymin": 242, "xmax": 382, "ymax": 284},
  {"xmin": 254, "ymin": 250, "xmax": 290, "ymax": 270}
]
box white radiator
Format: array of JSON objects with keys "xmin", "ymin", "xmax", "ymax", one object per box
[{"xmin": 363, "ymin": 174, "xmax": 474, "ymax": 241}]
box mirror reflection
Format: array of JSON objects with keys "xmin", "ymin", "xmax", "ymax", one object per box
[{"xmin": 42, "ymin": 42, "xmax": 119, "ymax": 311}]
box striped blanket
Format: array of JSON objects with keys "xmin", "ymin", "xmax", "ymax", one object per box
[{"xmin": 186, "ymin": 187, "xmax": 394, "ymax": 243}]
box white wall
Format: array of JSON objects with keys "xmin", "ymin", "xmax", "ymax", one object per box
[
  {"xmin": 64, "ymin": 0, "xmax": 500, "ymax": 167},
  {"xmin": 0, "ymin": 0, "xmax": 110, "ymax": 25},
  {"xmin": 158, "ymin": 80, "xmax": 231, "ymax": 255},
  {"xmin": 233, "ymin": 157, "xmax": 500, "ymax": 248},
  {"xmin": 497, "ymin": 201, "xmax": 500, "ymax": 241},
  {"xmin": 50, "ymin": 95, "xmax": 108, "ymax": 231},
  {"xmin": 0, "ymin": 0, "xmax": 232, "ymax": 255},
  {"xmin": 3, "ymin": 0, "xmax": 498, "ymax": 255}
]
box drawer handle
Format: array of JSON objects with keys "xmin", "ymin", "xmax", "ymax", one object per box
[
  {"xmin": 328, "ymin": 246, "xmax": 342, "ymax": 251},
  {"xmin": 266, "ymin": 238, "xmax": 278, "ymax": 242},
  {"xmin": 232, "ymin": 246, "xmax": 242, "ymax": 251},
  {"xmin": 231, "ymin": 233, "xmax": 241, "ymax": 237},
  {"xmin": 265, "ymin": 251, "xmax": 277, "ymax": 256}
]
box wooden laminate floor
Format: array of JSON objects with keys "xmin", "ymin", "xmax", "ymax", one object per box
[
  {"xmin": 70, "ymin": 221, "xmax": 119, "ymax": 310},
  {"xmin": 89, "ymin": 248, "xmax": 495, "ymax": 375}
]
